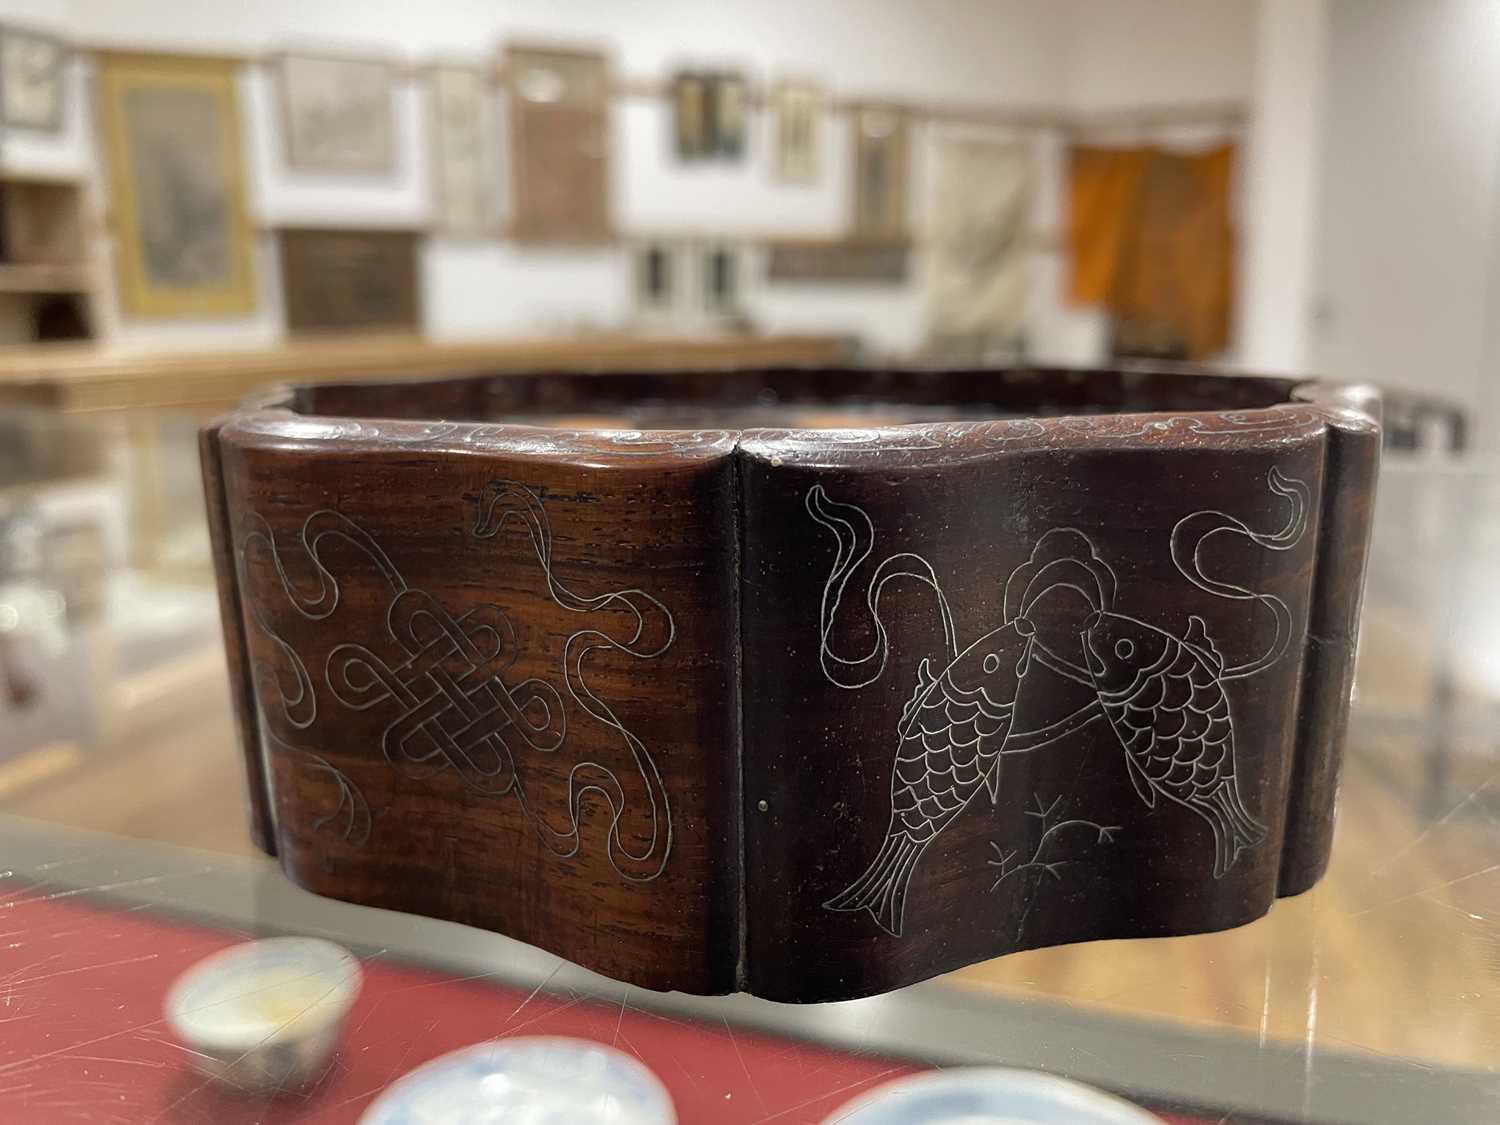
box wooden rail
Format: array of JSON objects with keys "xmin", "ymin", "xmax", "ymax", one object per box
[{"xmin": 0, "ymin": 333, "xmax": 853, "ymax": 413}]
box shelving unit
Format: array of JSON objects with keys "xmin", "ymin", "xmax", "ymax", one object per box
[
  {"xmin": 0, "ymin": 262, "xmax": 94, "ymax": 294},
  {"xmin": 0, "ymin": 173, "xmax": 96, "ymax": 344}
]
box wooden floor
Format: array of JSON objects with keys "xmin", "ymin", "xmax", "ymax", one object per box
[{"xmin": 2, "ymin": 574, "xmax": 1499, "ymax": 1074}]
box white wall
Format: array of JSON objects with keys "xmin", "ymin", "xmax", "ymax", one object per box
[
  {"xmin": 1312, "ymin": 0, "xmax": 1500, "ymax": 433},
  {"xmin": 1059, "ymin": 0, "xmax": 1258, "ymax": 113},
  {"xmin": 0, "ymin": 0, "xmax": 62, "ymax": 29},
  {"xmin": 64, "ymin": 0, "xmax": 1069, "ymax": 103},
  {"xmin": 1237, "ymin": 0, "xmax": 1328, "ymax": 374}
]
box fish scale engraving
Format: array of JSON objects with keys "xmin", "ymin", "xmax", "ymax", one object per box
[
  {"xmin": 833, "ymin": 636, "xmax": 1022, "ymax": 933},
  {"xmin": 813, "ymin": 487, "xmax": 1110, "ymax": 936},
  {"xmin": 813, "ymin": 468, "xmax": 1309, "ymax": 936},
  {"xmin": 1086, "ymin": 612, "xmax": 1266, "ymax": 877}
]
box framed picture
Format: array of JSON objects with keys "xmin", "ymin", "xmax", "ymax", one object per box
[
  {"xmin": 851, "ymin": 104, "xmax": 909, "ymax": 239},
  {"xmin": 634, "ymin": 239, "xmax": 682, "ymax": 317},
  {"xmin": 765, "ymin": 238, "xmax": 908, "ymax": 284},
  {"xmin": 0, "ymin": 24, "xmax": 65, "ymax": 132},
  {"xmin": 632, "ymin": 235, "xmax": 742, "ymax": 327},
  {"xmin": 279, "ymin": 52, "xmax": 396, "ymax": 173},
  {"xmin": 97, "ymin": 52, "xmax": 256, "ymax": 318},
  {"xmin": 278, "ymin": 227, "xmax": 419, "ymax": 335},
  {"xmin": 700, "ymin": 240, "xmax": 740, "ymax": 316},
  {"xmin": 430, "ymin": 64, "xmax": 488, "ymax": 235},
  {"xmin": 672, "ymin": 73, "xmax": 709, "ymax": 159},
  {"xmin": 506, "ymin": 45, "xmax": 611, "ymax": 245},
  {"xmin": 673, "ymin": 71, "xmax": 748, "ymax": 161},
  {"xmin": 713, "ymin": 73, "xmax": 748, "ymax": 160},
  {"xmin": 770, "ymin": 80, "xmax": 821, "ymax": 183}
]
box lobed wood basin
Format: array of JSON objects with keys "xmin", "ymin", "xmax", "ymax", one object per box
[{"xmin": 202, "ymin": 365, "xmax": 1379, "ymax": 1001}]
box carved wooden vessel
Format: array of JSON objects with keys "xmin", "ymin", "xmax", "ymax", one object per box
[{"xmin": 202, "ymin": 366, "xmax": 1379, "ymax": 1002}]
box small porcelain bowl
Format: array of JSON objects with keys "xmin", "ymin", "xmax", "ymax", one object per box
[
  {"xmin": 164, "ymin": 936, "xmax": 362, "ymax": 1093},
  {"xmin": 359, "ymin": 1036, "xmax": 676, "ymax": 1124}
]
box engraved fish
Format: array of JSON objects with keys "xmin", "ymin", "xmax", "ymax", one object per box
[
  {"xmin": 823, "ymin": 624, "xmax": 1027, "ymax": 936},
  {"xmin": 1083, "ymin": 611, "xmax": 1267, "ymax": 877},
  {"xmin": 822, "ymin": 528, "xmax": 1114, "ymax": 937},
  {"xmin": 814, "ymin": 470, "xmax": 1306, "ymax": 935}
]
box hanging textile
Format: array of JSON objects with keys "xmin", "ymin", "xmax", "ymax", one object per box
[
  {"xmin": 1066, "ymin": 146, "xmax": 1151, "ymax": 306},
  {"xmin": 927, "ymin": 135, "xmax": 1036, "ymax": 344},
  {"xmin": 1066, "ymin": 143, "xmax": 1236, "ymax": 361},
  {"xmin": 1112, "ymin": 144, "xmax": 1235, "ymax": 359}
]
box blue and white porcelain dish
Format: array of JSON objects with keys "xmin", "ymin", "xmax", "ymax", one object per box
[
  {"xmin": 822, "ymin": 1067, "xmax": 1163, "ymax": 1125},
  {"xmin": 359, "ymin": 1036, "xmax": 676, "ymax": 1125}
]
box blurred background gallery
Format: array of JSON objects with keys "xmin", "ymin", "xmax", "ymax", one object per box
[{"xmin": 1, "ymin": 0, "xmax": 1499, "ymax": 1117}]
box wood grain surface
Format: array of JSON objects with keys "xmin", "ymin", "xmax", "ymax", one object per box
[{"xmin": 202, "ymin": 366, "xmax": 1381, "ymax": 1000}]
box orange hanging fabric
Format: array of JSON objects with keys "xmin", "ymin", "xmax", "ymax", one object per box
[
  {"xmin": 1112, "ymin": 144, "xmax": 1236, "ymax": 360},
  {"xmin": 1067, "ymin": 143, "xmax": 1236, "ymax": 361},
  {"xmin": 1066, "ymin": 146, "xmax": 1150, "ymax": 306}
]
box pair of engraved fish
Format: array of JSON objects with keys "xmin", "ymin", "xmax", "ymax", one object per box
[{"xmin": 814, "ymin": 472, "xmax": 1305, "ymax": 937}]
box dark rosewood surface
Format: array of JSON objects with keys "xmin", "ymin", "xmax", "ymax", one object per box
[{"xmin": 202, "ymin": 366, "xmax": 1379, "ymax": 1001}]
